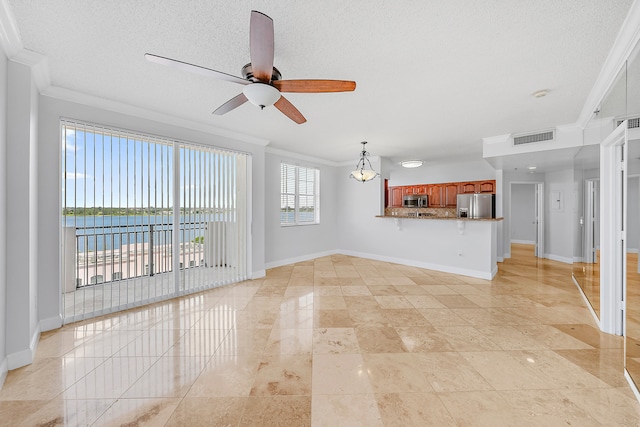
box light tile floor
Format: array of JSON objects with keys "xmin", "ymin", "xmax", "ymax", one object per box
[{"xmin": 2, "ymin": 247, "xmax": 640, "ymax": 426}]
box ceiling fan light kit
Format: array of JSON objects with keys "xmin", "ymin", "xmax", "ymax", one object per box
[
  {"xmin": 350, "ymin": 142, "xmax": 380, "ymax": 183},
  {"xmin": 243, "ymin": 83, "xmax": 281, "ymax": 109},
  {"xmin": 145, "ymin": 10, "xmax": 356, "ymax": 124}
]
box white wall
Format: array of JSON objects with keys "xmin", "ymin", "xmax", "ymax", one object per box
[
  {"xmin": 510, "ymin": 183, "xmax": 536, "ymax": 243},
  {"xmin": 389, "ymin": 159, "xmax": 495, "ymax": 186},
  {"xmin": 0, "ymin": 47, "xmax": 8, "ymax": 387},
  {"xmin": 337, "ymin": 161, "xmax": 385, "ymax": 253},
  {"xmin": 5, "ymin": 60, "xmax": 39, "ymax": 369},
  {"xmin": 264, "ymin": 152, "xmax": 338, "ymax": 267},
  {"xmin": 545, "ymin": 169, "xmax": 575, "ymax": 263},
  {"xmin": 36, "ymin": 94, "xmax": 268, "ymax": 328}
]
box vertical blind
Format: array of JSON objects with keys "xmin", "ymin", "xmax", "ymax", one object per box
[{"xmin": 61, "ymin": 119, "xmax": 250, "ymax": 323}]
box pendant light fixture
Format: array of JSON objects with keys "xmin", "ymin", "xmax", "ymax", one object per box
[{"xmin": 350, "ymin": 141, "xmax": 380, "ymax": 183}]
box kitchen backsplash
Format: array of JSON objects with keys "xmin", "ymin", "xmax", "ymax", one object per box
[{"xmin": 385, "ymin": 207, "xmax": 457, "ymax": 217}]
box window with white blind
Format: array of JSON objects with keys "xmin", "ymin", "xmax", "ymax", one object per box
[{"xmin": 280, "ymin": 163, "xmax": 320, "ymax": 226}]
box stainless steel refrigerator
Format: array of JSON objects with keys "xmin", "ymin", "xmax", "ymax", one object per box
[{"xmin": 457, "ymin": 194, "xmax": 495, "ymax": 218}]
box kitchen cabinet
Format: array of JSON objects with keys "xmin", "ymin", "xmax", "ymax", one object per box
[
  {"xmin": 458, "ymin": 182, "xmax": 478, "ymax": 194},
  {"xmin": 458, "ymin": 180, "xmax": 496, "ymax": 194},
  {"xmin": 427, "ymin": 183, "xmax": 458, "ymax": 207},
  {"xmin": 443, "ymin": 183, "xmax": 458, "ymax": 206},
  {"xmin": 426, "ymin": 185, "xmax": 441, "ymax": 207},
  {"xmin": 389, "ymin": 186, "xmax": 404, "ymax": 207},
  {"xmin": 403, "ymin": 185, "xmax": 428, "ymax": 195},
  {"xmin": 389, "ymin": 180, "xmax": 494, "ymax": 208},
  {"xmin": 478, "ymin": 181, "xmax": 495, "ymax": 193}
]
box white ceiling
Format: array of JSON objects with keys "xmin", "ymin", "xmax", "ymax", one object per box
[{"xmin": 6, "ymin": 0, "xmax": 635, "ymax": 165}]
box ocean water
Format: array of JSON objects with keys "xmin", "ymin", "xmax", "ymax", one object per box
[
  {"xmin": 65, "ymin": 214, "xmax": 225, "ymax": 252},
  {"xmin": 65, "ymin": 212, "xmax": 313, "ymax": 252}
]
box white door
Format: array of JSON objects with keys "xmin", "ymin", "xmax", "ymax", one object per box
[{"xmin": 534, "ymin": 183, "xmax": 545, "ymax": 258}]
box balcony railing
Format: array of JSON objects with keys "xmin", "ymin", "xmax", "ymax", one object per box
[{"xmin": 63, "ymin": 221, "xmax": 221, "ymax": 290}]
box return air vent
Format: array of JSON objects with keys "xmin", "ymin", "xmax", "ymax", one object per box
[
  {"xmin": 513, "ymin": 131, "xmax": 554, "ymax": 146},
  {"xmin": 616, "ymin": 117, "xmax": 640, "ymax": 129}
]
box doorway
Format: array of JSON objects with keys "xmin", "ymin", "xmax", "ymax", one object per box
[
  {"xmin": 600, "ymin": 121, "xmax": 627, "ymax": 335},
  {"xmin": 509, "ymin": 182, "xmax": 545, "ymax": 259}
]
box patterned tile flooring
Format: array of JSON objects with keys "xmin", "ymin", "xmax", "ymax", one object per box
[{"xmin": 1, "ymin": 245, "xmax": 640, "ymax": 426}]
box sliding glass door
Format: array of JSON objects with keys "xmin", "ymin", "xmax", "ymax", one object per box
[{"xmin": 61, "ymin": 120, "xmax": 250, "ymax": 322}]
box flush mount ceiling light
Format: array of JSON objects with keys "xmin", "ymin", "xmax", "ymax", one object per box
[
  {"xmin": 242, "ymin": 83, "xmax": 281, "ymax": 109},
  {"xmin": 401, "ymin": 160, "xmax": 424, "ymax": 168},
  {"xmin": 532, "ymin": 89, "xmax": 549, "ymax": 98},
  {"xmin": 528, "ymin": 166, "xmax": 537, "ymax": 170},
  {"xmin": 350, "ymin": 141, "xmax": 380, "ymax": 183}
]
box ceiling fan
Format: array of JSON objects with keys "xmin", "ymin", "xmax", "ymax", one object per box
[{"xmin": 145, "ymin": 10, "xmax": 356, "ymax": 124}]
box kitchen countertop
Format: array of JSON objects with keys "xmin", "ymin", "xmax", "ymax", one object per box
[{"xmin": 376, "ymin": 215, "xmax": 503, "ymax": 222}]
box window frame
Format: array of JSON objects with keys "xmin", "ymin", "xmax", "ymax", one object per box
[{"xmin": 280, "ymin": 162, "xmax": 320, "ymax": 226}]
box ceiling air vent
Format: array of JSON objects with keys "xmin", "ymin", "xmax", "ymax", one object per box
[
  {"xmin": 513, "ymin": 131, "xmax": 554, "ymax": 146},
  {"xmin": 616, "ymin": 117, "xmax": 640, "ymax": 129}
]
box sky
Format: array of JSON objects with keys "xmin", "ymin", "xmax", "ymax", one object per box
[{"xmin": 62, "ymin": 125, "xmax": 238, "ymax": 210}]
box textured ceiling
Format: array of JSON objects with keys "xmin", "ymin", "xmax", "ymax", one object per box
[{"xmin": 7, "ymin": 0, "xmax": 634, "ymax": 164}]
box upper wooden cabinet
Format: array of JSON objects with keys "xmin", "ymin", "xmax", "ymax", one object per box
[
  {"xmin": 458, "ymin": 180, "xmax": 496, "ymax": 194},
  {"xmin": 443, "ymin": 183, "xmax": 458, "ymax": 207},
  {"xmin": 386, "ymin": 180, "xmax": 495, "ymax": 208},
  {"xmin": 389, "ymin": 186, "xmax": 404, "ymax": 207},
  {"xmin": 428, "ymin": 183, "xmax": 458, "ymax": 207},
  {"xmin": 458, "ymin": 182, "xmax": 478, "ymax": 194},
  {"xmin": 477, "ymin": 181, "xmax": 495, "ymax": 193},
  {"xmin": 427, "ymin": 185, "xmax": 443, "ymax": 207},
  {"xmin": 402, "ymin": 185, "xmax": 428, "ymax": 195}
]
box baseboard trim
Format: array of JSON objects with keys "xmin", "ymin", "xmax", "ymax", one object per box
[
  {"xmin": 264, "ymin": 250, "xmax": 338, "ymax": 270},
  {"xmin": 40, "ymin": 315, "xmax": 62, "ymax": 332},
  {"xmin": 626, "ymin": 369, "xmax": 640, "ymax": 404},
  {"xmin": 7, "ymin": 324, "xmax": 40, "ymax": 370},
  {"xmin": 497, "ymin": 256, "xmax": 504, "ymax": 263},
  {"xmin": 250, "ymin": 270, "xmax": 266, "ymax": 279},
  {"xmin": 0, "ymin": 356, "xmax": 7, "ymax": 391},
  {"xmin": 545, "ymin": 253, "xmax": 574, "ymax": 264},
  {"xmin": 628, "ymin": 248, "xmax": 639, "ymax": 254},
  {"xmin": 571, "ymin": 274, "xmax": 600, "ymax": 328},
  {"xmin": 573, "ymin": 256, "xmax": 584, "ymax": 263},
  {"xmin": 337, "ymin": 249, "xmax": 495, "ymax": 280},
  {"xmin": 510, "ymin": 240, "xmax": 535, "ymax": 245}
]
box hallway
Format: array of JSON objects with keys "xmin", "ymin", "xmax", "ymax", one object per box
[{"xmin": 0, "ymin": 247, "xmax": 639, "ymax": 426}]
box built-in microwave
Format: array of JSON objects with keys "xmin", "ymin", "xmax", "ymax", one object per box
[{"xmin": 403, "ymin": 195, "xmax": 428, "ymax": 207}]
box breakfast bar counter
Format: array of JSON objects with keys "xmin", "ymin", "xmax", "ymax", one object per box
[{"xmin": 368, "ymin": 211, "xmax": 502, "ymax": 280}]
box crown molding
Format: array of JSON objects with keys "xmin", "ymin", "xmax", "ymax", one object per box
[
  {"xmin": 0, "ymin": 1, "xmax": 51, "ymax": 91},
  {"xmin": 42, "ymin": 86, "xmax": 271, "ymax": 147},
  {"xmin": 577, "ymin": 0, "xmax": 640, "ymax": 128},
  {"xmin": 265, "ymin": 147, "xmax": 340, "ymax": 167},
  {"xmin": 0, "ymin": 0, "xmax": 21, "ymax": 57},
  {"xmin": 11, "ymin": 48, "xmax": 50, "ymax": 91}
]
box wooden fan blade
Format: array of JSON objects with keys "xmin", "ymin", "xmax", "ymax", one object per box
[
  {"xmin": 213, "ymin": 93, "xmax": 248, "ymax": 115},
  {"xmin": 274, "ymin": 96, "xmax": 306, "ymax": 124},
  {"xmin": 273, "ymin": 79, "xmax": 356, "ymax": 93},
  {"xmin": 250, "ymin": 11, "xmax": 274, "ymax": 82},
  {"xmin": 145, "ymin": 53, "xmax": 249, "ymax": 85}
]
